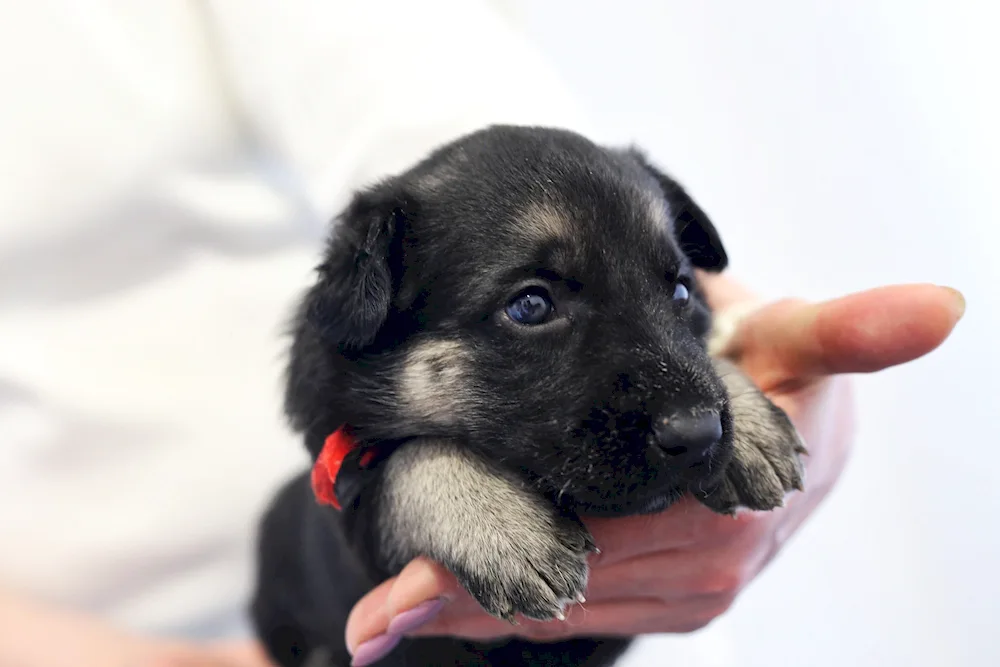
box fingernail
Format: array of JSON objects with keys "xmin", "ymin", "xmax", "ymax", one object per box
[
  {"xmin": 351, "ymin": 632, "xmax": 402, "ymax": 666},
  {"xmin": 942, "ymin": 286, "xmax": 966, "ymax": 319},
  {"xmin": 386, "ymin": 598, "xmax": 446, "ymax": 636}
]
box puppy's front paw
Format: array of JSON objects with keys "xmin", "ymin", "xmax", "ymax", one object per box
[
  {"xmin": 696, "ymin": 359, "xmax": 807, "ymax": 515},
  {"xmin": 377, "ymin": 439, "xmax": 594, "ymax": 623},
  {"xmin": 449, "ymin": 507, "xmax": 594, "ymax": 623}
]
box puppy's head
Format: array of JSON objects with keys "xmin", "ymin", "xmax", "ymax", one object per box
[{"xmin": 285, "ymin": 126, "xmax": 732, "ymax": 516}]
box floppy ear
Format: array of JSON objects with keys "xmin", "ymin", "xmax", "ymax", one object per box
[
  {"xmin": 305, "ymin": 182, "xmax": 407, "ymax": 350},
  {"xmin": 628, "ymin": 149, "xmax": 729, "ymax": 272}
]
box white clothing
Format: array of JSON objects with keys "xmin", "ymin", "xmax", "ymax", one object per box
[{"xmin": 0, "ymin": 0, "xmax": 592, "ymax": 640}]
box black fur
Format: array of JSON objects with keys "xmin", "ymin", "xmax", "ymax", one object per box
[{"xmin": 252, "ymin": 126, "xmax": 802, "ymax": 667}]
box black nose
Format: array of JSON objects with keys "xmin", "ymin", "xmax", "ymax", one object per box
[{"xmin": 652, "ymin": 412, "xmax": 722, "ymax": 463}]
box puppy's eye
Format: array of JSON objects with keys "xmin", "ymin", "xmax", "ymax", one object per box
[
  {"xmin": 505, "ymin": 290, "xmax": 554, "ymax": 325},
  {"xmin": 672, "ymin": 282, "xmax": 690, "ymax": 303}
]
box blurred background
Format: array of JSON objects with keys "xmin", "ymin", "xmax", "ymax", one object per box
[
  {"xmin": 507, "ymin": 1, "xmax": 998, "ymax": 665},
  {"xmin": 1, "ymin": 1, "xmax": 997, "ymax": 666}
]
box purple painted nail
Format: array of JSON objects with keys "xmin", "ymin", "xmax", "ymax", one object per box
[
  {"xmin": 351, "ymin": 632, "xmax": 402, "ymax": 666},
  {"xmin": 386, "ymin": 598, "xmax": 447, "ymax": 636}
]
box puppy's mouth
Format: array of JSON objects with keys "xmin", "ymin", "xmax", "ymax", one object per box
[
  {"xmin": 549, "ymin": 408, "xmax": 734, "ymax": 518},
  {"xmin": 567, "ymin": 488, "xmax": 689, "ymax": 518}
]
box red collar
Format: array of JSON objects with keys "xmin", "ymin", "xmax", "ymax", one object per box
[{"xmin": 310, "ymin": 425, "xmax": 377, "ymax": 511}]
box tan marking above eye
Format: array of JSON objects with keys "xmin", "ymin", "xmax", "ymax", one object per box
[{"xmin": 513, "ymin": 202, "xmax": 572, "ymax": 242}]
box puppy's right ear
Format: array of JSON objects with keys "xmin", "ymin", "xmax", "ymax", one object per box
[
  {"xmin": 626, "ymin": 148, "xmax": 729, "ymax": 273},
  {"xmin": 305, "ymin": 183, "xmax": 407, "ymax": 350}
]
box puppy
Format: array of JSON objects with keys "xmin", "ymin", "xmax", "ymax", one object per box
[{"xmin": 251, "ymin": 125, "xmax": 807, "ymax": 667}]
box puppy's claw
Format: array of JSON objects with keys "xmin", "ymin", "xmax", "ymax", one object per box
[
  {"xmin": 700, "ymin": 359, "xmax": 809, "ymax": 515},
  {"xmin": 378, "ymin": 440, "xmax": 591, "ymax": 628},
  {"xmin": 443, "ymin": 510, "xmax": 592, "ymax": 625}
]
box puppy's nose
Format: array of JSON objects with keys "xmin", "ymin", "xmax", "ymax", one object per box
[{"xmin": 652, "ymin": 412, "xmax": 722, "ymax": 463}]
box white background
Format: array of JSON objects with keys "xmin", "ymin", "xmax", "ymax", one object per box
[{"xmin": 512, "ymin": 2, "xmax": 1000, "ymax": 665}]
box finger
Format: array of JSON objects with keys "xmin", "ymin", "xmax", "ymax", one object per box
[
  {"xmin": 732, "ymin": 284, "xmax": 964, "ymax": 390},
  {"xmin": 399, "ymin": 510, "xmax": 768, "ymax": 638},
  {"xmin": 412, "ymin": 593, "xmax": 733, "ymax": 641},
  {"xmin": 582, "ymin": 519, "xmax": 770, "ymax": 601},
  {"xmin": 345, "ymin": 557, "xmax": 464, "ymax": 654},
  {"xmin": 582, "ymin": 495, "xmax": 761, "ymax": 564},
  {"xmin": 695, "ymin": 270, "xmax": 761, "ymax": 311},
  {"xmin": 343, "ymin": 519, "xmax": 770, "ymax": 646}
]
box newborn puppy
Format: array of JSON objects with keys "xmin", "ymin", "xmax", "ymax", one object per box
[{"xmin": 251, "ymin": 126, "xmax": 806, "ymax": 667}]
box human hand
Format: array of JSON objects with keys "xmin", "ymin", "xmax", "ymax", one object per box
[{"xmin": 342, "ymin": 276, "xmax": 964, "ymax": 663}]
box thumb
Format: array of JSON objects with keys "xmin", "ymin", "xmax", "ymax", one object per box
[
  {"xmin": 345, "ymin": 557, "xmax": 462, "ymax": 655},
  {"xmin": 728, "ymin": 283, "xmax": 964, "ymax": 391}
]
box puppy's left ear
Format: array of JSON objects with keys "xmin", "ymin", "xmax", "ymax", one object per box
[
  {"xmin": 305, "ymin": 180, "xmax": 409, "ymax": 350},
  {"xmin": 628, "ymin": 149, "xmax": 729, "ymax": 272}
]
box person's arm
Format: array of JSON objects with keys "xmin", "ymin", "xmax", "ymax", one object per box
[
  {"xmin": 198, "ymin": 0, "xmax": 594, "ymax": 222},
  {"xmin": 0, "ymin": 589, "xmax": 135, "ymax": 667},
  {"xmin": 341, "ymin": 278, "xmax": 963, "ymax": 661},
  {"xmin": 0, "ymin": 3, "xmax": 590, "ymax": 663},
  {"xmin": 0, "ymin": 587, "xmax": 274, "ymax": 667}
]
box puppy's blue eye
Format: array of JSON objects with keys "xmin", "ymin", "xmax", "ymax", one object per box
[
  {"xmin": 672, "ymin": 283, "xmax": 690, "ymax": 302},
  {"xmin": 506, "ymin": 290, "xmax": 554, "ymax": 325}
]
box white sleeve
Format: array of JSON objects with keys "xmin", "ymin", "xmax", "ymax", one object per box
[{"xmin": 200, "ymin": 0, "xmax": 595, "ymax": 220}]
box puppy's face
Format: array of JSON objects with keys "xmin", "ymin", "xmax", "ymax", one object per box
[{"xmin": 287, "ymin": 126, "xmax": 734, "ymax": 516}]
